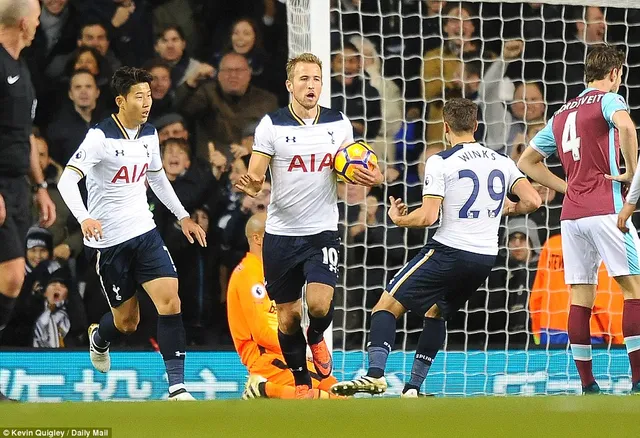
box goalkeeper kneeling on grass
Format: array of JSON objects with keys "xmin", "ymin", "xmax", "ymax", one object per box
[{"xmin": 227, "ymin": 212, "xmax": 342, "ymax": 399}]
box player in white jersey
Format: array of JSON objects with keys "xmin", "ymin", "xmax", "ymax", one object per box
[
  {"xmin": 235, "ymin": 53, "xmax": 383, "ymax": 398},
  {"xmin": 332, "ymin": 98, "xmax": 541, "ymax": 397},
  {"xmin": 58, "ymin": 67, "xmax": 206, "ymax": 401}
]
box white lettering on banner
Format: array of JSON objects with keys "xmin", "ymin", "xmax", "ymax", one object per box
[
  {"xmin": 7, "ymin": 370, "xmax": 64, "ymax": 402},
  {"xmin": 183, "ymin": 369, "xmax": 238, "ymax": 400},
  {"xmin": 75, "ymin": 370, "xmax": 152, "ymax": 401},
  {"xmin": 493, "ymin": 373, "xmax": 633, "ymax": 395}
]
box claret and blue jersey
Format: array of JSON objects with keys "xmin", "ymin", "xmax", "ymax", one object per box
[{"xmin": 530, "ymin": 88, "xmax": 629, "ymax": 221}]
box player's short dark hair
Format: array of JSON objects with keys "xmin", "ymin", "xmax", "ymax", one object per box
[
  {"xmin": 585, "ymin": 44, "xmax": 625, "ymax": 83},
  {"xmin": 68, "ymin": 68, "xmax": 97, "ymax": 90},
  {"xmin": 111, "ymin": 67, "xmax": 153, "ymax": 98},
  {"xmin": 443, "ymin": 98, "xmax": 478, "ymax": 133},
  {"xmin": 78, "ymin": 19, "xmax": 109, "ymax": 40}
]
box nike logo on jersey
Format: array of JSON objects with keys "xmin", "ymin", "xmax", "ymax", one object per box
[{"xmin": 7, "ymin": 75, "xmax": 19, "ymax": 84}]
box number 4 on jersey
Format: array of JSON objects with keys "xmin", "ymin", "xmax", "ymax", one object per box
[{"xmin": 562, "ymin": 111, "xmax": 581, "ymax": 161}]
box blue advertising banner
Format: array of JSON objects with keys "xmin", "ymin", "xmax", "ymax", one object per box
[{"xmin": 0, "ymin": 350, "xmax": 632, "ymax": 401}]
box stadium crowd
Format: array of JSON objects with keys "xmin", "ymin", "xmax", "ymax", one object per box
[{"xmin": 2, "ymin": 0, "xmax": 640, "ymax": 352}]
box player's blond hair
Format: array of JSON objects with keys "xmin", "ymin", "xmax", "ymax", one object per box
[
  {"xmin": 0, "ymin": 0, "xmax": 30, "ymax": 27},
  {"xmin": 286, "ymin": 53, "xmax": 322, "ymax": 81}
]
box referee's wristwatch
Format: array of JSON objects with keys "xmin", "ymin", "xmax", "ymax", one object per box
[{"xmin": 32, "ymin": 181, "xmax": 48, "ymax": 193}]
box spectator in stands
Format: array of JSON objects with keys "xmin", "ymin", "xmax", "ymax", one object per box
[
  {"xmin": 331, "ymin": 42, "xmax": 381, "ymax": 142},
  {"xmin": 530, "ymin": 234, "xmax": 624, "ymax": 346},
  {"xmin": 30, "ymin": 134, "xmax": 82, "ymax": 262},
  {"xmin": 485, "ymin": 217, "xmax": 541, "ymax": 345},
  {"xmin": 175, "ymin": 52, "xmax": 278, "ymax": 160},
  {"xmin": 447, "ymin": 60, "xmax": 484, "ymax": 142},
  {"xmin": 144, "ymin": 58, "xmax": 174, "ymax": 123},
  {"xmin": 155, "ymin": 113, "xmax": 189, "ymax": 144},
  {"xmin": 152, "ymin": 0, "xmax": 201, "ymax": 59},
  {"xmin": 1, "ymin": 228, "xmax": 52, "ymax": 346},
  {"xmin": 77, "ymin": 20, "xmax": 122, "ymax": 74},
  {"xmin": 214, "ymin": 18, "xmax": 279, "ymax": 101},
  {"xmin": 75, "ymin": 0, "xmax": 154, "ymax": 67},
  {"xmin": 350, "ymin": 36, "xmax": 402, "ymax": 165},
  {"xmin": 154, "ymin": 25, "xmax": 215, "ymax": 89},
  {"xmin": 62, "ymin": 47, "xmax": 114, "ymax": 112},
  {"xmin": 47, "ymin": 70, "xmax": 105, "ymax": 165},
  {"xmin": 25, "ymin": 0, "xmax": 79, "ymax": 88},
  {"xmin": 32, "ymin": 263, "xmax": 86, "ymax": 348},
  {"xmin": 403, "ymin": 0, "xmax": 447, "ymax": 122},
  {"xmin": 546, "ymin": 6, "xmax": 607, "ymax": 111},
  {"xmin": 151, "ymin": 138, "xmax": 210, "ymax": 239},
  {"xmin": 423, "ymin": 2, "xmax": 489, "ymax": 152}
]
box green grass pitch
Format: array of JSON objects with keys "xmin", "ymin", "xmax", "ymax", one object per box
[{"xmin": 2, "ymin": 396, "xmax": 638, "ymax": 437}]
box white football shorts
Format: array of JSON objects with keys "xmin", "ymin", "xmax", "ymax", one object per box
[{"xmin": 561, "ymin": 214, "xmax": 640, "ymax": 284}]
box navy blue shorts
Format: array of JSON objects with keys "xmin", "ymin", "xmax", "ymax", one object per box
[
  {"xmin": 387, "ymin": 240, "xmax": 495, "ymax": 320},
  {"xmin": 263, "ymin": 230, "xmax": 340, "ymax": 304},
  {"xmin": 85, "ymin": 229, "xmax": 177, "ymax": 308}
]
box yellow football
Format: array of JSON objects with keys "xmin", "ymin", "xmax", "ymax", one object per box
[{"xmin": 333, "ymin": 141, "xmax": 378, "ymax": 183}]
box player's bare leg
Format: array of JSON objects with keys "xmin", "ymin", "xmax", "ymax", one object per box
[
  {"xmin": 89, "ymin": 295, "xmax": 140, "ymax": 373},
  {"xmin": 305, "ymin": 282, "xmax": 334, "ymax": 378},
  {"xmin": 568, "ymin": 284, "xmax": 599, "ymax": 394},
  {"xmin": 613, "ymin": 275, "xmax": 640, "ymax": 393},
  {"xmin": 331, "ymin": 292, "xmax": 405, "ymax": 396},
  {"xmin": 277, "ymin": 298, "xmax": 318, "ymax": 398},
  {"xmin": 143, "ymin": 277, "xmax": 194, "ymax": 400},
  {"xmin": 401, "ymin": 304, "xmax": 443, "ymax": 397}
]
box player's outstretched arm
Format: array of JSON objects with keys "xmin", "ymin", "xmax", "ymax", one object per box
[
  {"xmin": 502, "ymin": 178, "xmax": 542, "ymax": 216},
  {"xmin": 235, "ymin": 153, "xmax": 270, "ymax": 198},
  {"xmin": 387, "ymin": 195, "xmax": 441, "ymax": 228},
  {"xmin": 517, "ymin": 147, "xmax": 567, "ymax": 194}
]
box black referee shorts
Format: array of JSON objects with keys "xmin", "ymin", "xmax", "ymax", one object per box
[{"xmin": 0, "ymin": 176, "xmax": 31, "ymax": 263}]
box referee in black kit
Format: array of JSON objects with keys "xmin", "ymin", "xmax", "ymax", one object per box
[{"xmin": 0, "ymin": 0, "xmax": 56, "ymax": 401}]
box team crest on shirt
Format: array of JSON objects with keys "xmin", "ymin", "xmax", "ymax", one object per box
[
  {"xmin": 74, "ymin": 150, "xmax": 86, "ymax": 162},
  {"xmin": 251, "ymin": 284, "xmax": 266, "ymax": 299}
]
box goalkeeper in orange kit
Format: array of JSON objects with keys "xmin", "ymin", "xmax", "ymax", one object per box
[{"xmin": 227, "ymin": 212, "xmax": 340, "ymax": 399}]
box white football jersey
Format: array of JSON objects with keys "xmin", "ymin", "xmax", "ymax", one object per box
[
  {"xmin": 253, "ymin": 105, "xmax": 353, "ymax": 236},
  {"xmin": 423, "ymin": 142, "xmax": 525, "ymax": 255},
  {"xmin": 66, "ymin": 115, "xmax": 161, "ymax": 248}
]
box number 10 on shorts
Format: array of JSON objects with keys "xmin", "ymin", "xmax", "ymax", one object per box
[{"xmin": 322, "ymin": 247, "xmax": 338, "ymax": 273}]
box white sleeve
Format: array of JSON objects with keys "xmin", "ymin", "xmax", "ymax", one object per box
[
  {"xmin": 627, "ymin": 172, "xmax": 640, "ymax": 205},
  {"xmin": 147, "ymin": 170, "xmax": 190, "ymax": 221},
  {"xmin": 341, "ymin": 112, "xmax": 354, "ymax": 145},
  {"xmin": 422, "ymin": 155, "xmax": 445, "ymax": 198},
  {"xmin": 506, "ymin": 158, "xmax": 527, "ymax": 194},
  {"xmin": 148, "ymin": 129, "xmax": 163, "ymax": 171},
  {"xmin": 252, "ymin": 115, "xmax": 276, "ymax": 157},
  {"xmin": 58, "ymin": 167, "xmax": 91, "ymax": 224},
  {"xmin": 65, "ymin": 128, "xmax": 105, "ymax": 177},
  {"xmin": 58, "ymin": 128, "xmax": 106, "ymax": 224}
]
